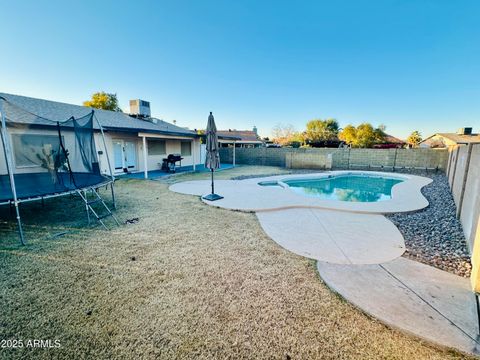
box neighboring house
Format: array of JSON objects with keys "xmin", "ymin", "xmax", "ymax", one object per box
[
  {"xmin": 420, "ymin": 128, "xmax": 480, "ymax": 148},
  {"xmin": 373, "ymin": 134, "xmax": 406, "ymax": 149},
  {"xmin": 0, "ymin": 92, "xmax": 203, "ymax": 178},
  {"xmin": 217, "ymin": 126, "xmax": 264, "ymax": 148}
]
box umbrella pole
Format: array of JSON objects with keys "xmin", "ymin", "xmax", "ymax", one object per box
[
  {"xmin": 211, "ymin": 168, "xmax": 214, "ymax": 194},
  {"xmin": 202, "ymin": 167, "xmax": 223, "ymax": 201}
]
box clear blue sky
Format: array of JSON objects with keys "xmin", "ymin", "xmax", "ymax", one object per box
[{"xmin": 1, "ymin": 0, "xmax": 479, "ymax": 139}]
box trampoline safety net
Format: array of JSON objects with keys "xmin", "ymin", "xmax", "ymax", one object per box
[{"xmin": 0, "ymin": 97, "xmax": 110, "ymax": 203}]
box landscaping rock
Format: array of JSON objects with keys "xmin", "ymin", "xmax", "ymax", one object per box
[{"xmin": 386, "ymin": 172, "xmax": 471, "ymax": 277}]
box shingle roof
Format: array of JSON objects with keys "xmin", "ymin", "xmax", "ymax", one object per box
[
  {"xmin": 217, "ymin": 129, "xmax": 262, "ymax": 142},
  {"xmin": 0, "ymin": 92, "xmax": 197, "ymax": 137},
  {"xmin": 384, "ymin": 134, "xmax": 405, "ymax": 144},
  {"xmin": 433, "ymin": 133, "xmax": 480, "ymax": 144}
]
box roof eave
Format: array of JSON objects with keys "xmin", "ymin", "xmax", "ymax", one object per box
[{"xmin": 103, "ymin": 126, "xmax": 198, "ymax": 138}]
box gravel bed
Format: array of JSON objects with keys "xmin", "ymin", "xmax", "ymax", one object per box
[
  {"xmin": 386, "ymin": 172, "xmax": 471, "ymax": 277},
  {"xmin": 233, "ymin": 168, "xmax": 472, "ymax": 277}
]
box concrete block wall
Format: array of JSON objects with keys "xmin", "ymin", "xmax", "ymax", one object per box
[
  {"xmin": 285, "ymin": 152, "xmax": 332, "ymax": 169},
  {"xmin": 446, "ymin": 143, "xmax": 480, "ymax": 292},
  {"xmin": 220, "ymin": 147, "xmax": 448, "ymax": 170},
  {"xmin": 450, "ymin": 146, "xmax": 469, "ymax": 206}
]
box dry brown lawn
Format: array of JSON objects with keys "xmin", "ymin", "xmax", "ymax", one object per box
[{"xmin": 0, "ymin": 166, "xmax": 472, "ymax": 359}]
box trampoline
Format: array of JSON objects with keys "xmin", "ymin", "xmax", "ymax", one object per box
[
  {"xmin": 0, "ymin": 96, "xmax": 117, "ymax": 244},
  {"xmin": 0, "ymin": 173, "xmax": 110, "ymax": 203}
]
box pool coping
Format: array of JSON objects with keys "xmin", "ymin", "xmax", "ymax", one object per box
[{"xmin": 175, "ymin": 171, "xmax": 432, "ymax": 214}]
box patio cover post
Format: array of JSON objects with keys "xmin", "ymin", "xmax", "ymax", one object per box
[
  {"xmin": 0, "ymin": 99, "xmax": 25, "ymax": 245},
  {"xmin": 192, "ymin": 139, "xmax": 196, "ymax": 171},
  {"xmin": 94, "ymin": 113, "xmax": 116, "ymax": 209},
  {"xmin": 233, "ymin": 141, "xmax": 236, "ymax": 167},
  {"xmin": 142, "ymin": 136, "xmax": 148, "ymax": 179}
]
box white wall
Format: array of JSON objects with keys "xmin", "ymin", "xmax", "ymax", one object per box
[
  {"xmin": 100, "ymin": 132, "xmax": 202, "ymax": 174},
  {"xmin": 0, "ymin": 128, "xmax": 202, "ymax": 177},
  {"xmin": 96, "ymin": 132, "xmax": 142, "ymax": 174},
  {"xmin": 1, "ymin": 127, "xmax": 77, "ymax": 175}
]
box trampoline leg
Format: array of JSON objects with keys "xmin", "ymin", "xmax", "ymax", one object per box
[
  {"xmin": 14, "ymin": 201, "xmax": 25, "ymax": 246},
  {"xmin": 84, "ymin": 190, "xmax": 91, "ymax": 225},
  {"xmin": 110, "ymin": 182, "xmax": 116, "ymax": 209}
]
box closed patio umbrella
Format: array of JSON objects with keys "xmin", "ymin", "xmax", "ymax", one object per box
[{"xmin": 202, "ymin": 112, "xmax": 223, "ymax": 201}]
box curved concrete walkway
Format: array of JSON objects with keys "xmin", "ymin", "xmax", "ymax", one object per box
[
  {"xmin": 256, "ymin": 208, "xmax": 405, "ymax": 264},
  {"xmin": 318, "ymin": 258, "xmax": 480, "ymax": 355}
]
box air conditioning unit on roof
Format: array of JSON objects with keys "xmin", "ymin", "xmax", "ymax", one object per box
[{"xmin": 129, "ymin": 99, "xmax": 151, "ymax": 118}]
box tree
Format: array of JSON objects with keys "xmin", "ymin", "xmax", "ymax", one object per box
[
  {"xmin": 338, "ymin": 125, "xmax": 357, "ymax": 146},
  {"xmin": 406, "ymin": 131, "xmax": 422, "ymax": 148},
  {"xmin": 287, "ymin": 132, "xmax": 305, "ymax": 148},
  {"xmin": 83, "ymin": 92, "xmax": 122, "ymax": 112},
  {"xmin": 304, "ymin": 118, "xmax": 339, "ymax": 143},
  {"xmin": 271, "ymin": 123, "xmax": 296, "ymax": 140},
  {"xmin": 338, "ymin": 123, "xmax": 386, "ymax": 148},
  {"xmin": 271, "ymin": 124, "xmax": 304, "ymax": 146},
  {"xmin": 355, "ymin": 123, "xmax": 378, "ymax": 148}
]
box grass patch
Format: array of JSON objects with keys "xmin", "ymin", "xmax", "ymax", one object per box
[{"xmin": 0, "ymin": 166, "xmax": 471, "ymax": 359}]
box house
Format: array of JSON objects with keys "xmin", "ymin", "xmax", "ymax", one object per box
[
  {"xmin": 420, "ymin": 128, "xmax": 480, "ymax": 148},
  {"xmin": 217, "ymin": 126, "xmax": 264, "ymax": 148},
  {"xmin": 0, "ymin": 92, "xmax": 204, "ymax": 179},
  {"xmin": 373, "ymin": 134, "xmax": 406, "ymax": 149}
]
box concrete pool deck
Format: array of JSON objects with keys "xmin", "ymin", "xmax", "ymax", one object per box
[
  {"xmin": 169, "ymin": 170, "xmax": 479, "ymax": 355},
  {"xmin": 169, "ymin": 171, "xmax": 432, "ymax": 213}
]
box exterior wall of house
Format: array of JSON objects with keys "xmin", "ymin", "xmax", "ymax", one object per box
[
  {"xmin": 97, "ymin": 132, "xmax": 202, "ymax": 175},
  {"xmin": 95, "ymin": 132, "xmax": 141, "ymax": 175},
  {"xmin": 142, "ymin": 138, "xmax": 200, "ymax": 171},
  {"xmin": 0, "ymin": 129, "xmax": 201, "ymax": 178},
  {"xmin": 0, "ymin": 127, "xmax": 78, "ymax": 175}
]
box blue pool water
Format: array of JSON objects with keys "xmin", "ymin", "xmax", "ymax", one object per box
[{"xmin": 282, "ymin": 174, "xmax": 403, "ymax": 202}]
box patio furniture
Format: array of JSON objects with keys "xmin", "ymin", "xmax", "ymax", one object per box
[{"xmin": 161, "ymin": 154, "xmax": 183, "ymax": 173}]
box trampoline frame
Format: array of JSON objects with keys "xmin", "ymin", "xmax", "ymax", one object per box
[{"xmin": 0, "ymin": 98, "xmax": 117, "ymax": 245}]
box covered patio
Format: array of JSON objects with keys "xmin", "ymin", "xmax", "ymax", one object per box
[
  {"xmin": 138, "ymin": 132, "xmax": 239, "ymax": 179},
  {"xmin": 121, "ymin": 163, "xmax": 235, "ymax": 179}
]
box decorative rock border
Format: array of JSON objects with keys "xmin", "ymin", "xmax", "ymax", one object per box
[{"xmin": 387, "ymin": 174, "xmax": 472, "ymax": 277}]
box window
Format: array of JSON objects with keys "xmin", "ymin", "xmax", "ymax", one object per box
[
  {"xmin": 148, "ymin": 139, "xmax": 166, "ymax": 155},
  {"xmin": 181, "ymin": 141, "xmax": 192, "ymax": 156},
  {"xmin": 12, "ymin": 134, "xmax": 62, "ymax": 167}
]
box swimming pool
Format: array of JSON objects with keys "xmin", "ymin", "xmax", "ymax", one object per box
[
  {"xmin": 282, "ymin": 174, "xmax": 404, "ymax": 202},
  {"xmin": 171, "ymin": 170, "xmax": 431, "ymax": 212}
]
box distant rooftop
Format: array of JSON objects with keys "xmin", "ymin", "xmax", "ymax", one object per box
[
  {"xmin": 422, "ymin": 132, "xmax": 480, "ymax": 145},
  {"xmin": 217, "ymin": 129, "xmax": 263, "ymax": 143},
  {"xmin": 384, "ymin": 134, "xmax": 405, "ymax": 144}
]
